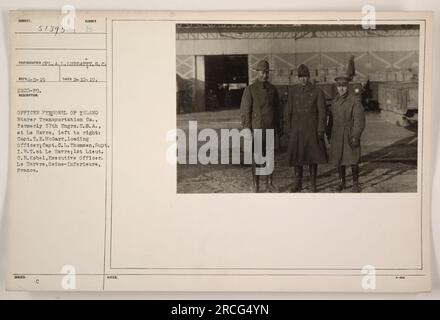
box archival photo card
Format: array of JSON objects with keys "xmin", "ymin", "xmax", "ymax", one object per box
[{"xmin": 5, "ymin": 10, "xmax": 432, "ymax": 292}]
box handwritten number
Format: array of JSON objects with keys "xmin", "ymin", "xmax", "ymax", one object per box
[{"xmin": 37, "ymin": 25, "xmax": 66, "ymax": 35}]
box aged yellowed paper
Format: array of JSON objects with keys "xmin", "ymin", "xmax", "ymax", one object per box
[{"xmin": 6, "ymin": 10, "xmax": 432, "ymax": 292}]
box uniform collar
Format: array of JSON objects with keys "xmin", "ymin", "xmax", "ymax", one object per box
[
  {"xmin": 300, "ymin": 82, "xmax": 312, "ymax": 91},
  {"xmin": 255, "ymin": 80, "xmax": 270, "ymax": 89},
  {"xmin": 336, "ymin": 92, "xmax": 350, "ymax": 102}
]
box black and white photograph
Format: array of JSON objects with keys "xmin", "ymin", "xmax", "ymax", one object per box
[
  {"xmin": 176, "ymin": 23, "xmax": 420, "ymax": 193},
  {"xmin": 2, "ymin": 7, "xmax": 436, "ymax": 295}
]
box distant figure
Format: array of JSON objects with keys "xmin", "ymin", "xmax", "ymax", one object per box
[
  {"xmin": 176, "ymin": 74, "xmax": 185, "ymax": 114},
  {"xmin": 206, "ymin": 89, "xmax": 219, "ymax": 110}
]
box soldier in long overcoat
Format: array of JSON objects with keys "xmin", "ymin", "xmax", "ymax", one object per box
[
  {"xmin": 240, "ymin": 60, "xmax": 281, "ymax": 193},
  {"xmin": 329, "ymin": 74, "xmax": 366, "ymax": 192},
  {"xmin": 286, "ymin": 64, "xmax": 328, "ymax": 192}
]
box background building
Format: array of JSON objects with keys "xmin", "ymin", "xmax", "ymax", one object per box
[{"xmin": 176, "ymin": 24, "xmax": 419, "ymax": 124}]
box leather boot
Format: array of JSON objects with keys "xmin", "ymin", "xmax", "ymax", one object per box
[
  {"xmin": 337, "ymin": 166, "xmax": 346, "ymax": 192},
  {"xmin": 252, "ymin": 175, "xmax": 260, "ymax": 193},
  {"xmin": 290, "ymin": 166, "xmax": 303, "ymax": 192},
  {"xmin": 309, "ymin": 164, "xmax": 318, "ymax": 193},
  {"xmin": 251, "ymin": 163, "xmax": 259, "ymax": 193},
  {"xmin": 266, "ymin": 174, "xmax": 278, "ymax": 192},
  {"xmin": 351, "ymin": 165, "xmax": 361, "ymax": 193}
]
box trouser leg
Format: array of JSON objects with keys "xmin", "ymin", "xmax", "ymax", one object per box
[
  {"xmin": 309, "ymin": 164, "xmax": 318, "ymax": 193},
  {"xmin": 251, "ymin": 130, "xmax": 259, "ymax": 193},
  {"xmin": 251, "ymin": 163, "xmax": 259, "ymax": 193},
  {"xmin": 254, "ymin": 129, "xmax": 278, "ymax": 193},
  {"xmin": 290, "ymin": 166, "xmax": 303, "ymax": 192},
  {"xmin": 266, "ymin": 173, "xmax": 278, "ymax": 192},
  {"xmin": 351, "ymin": 165, "xmax": 360, "ymax": 192},
  {"xmin": 337, "ymin": 165, "xmax": 346, "ymax": 191}
]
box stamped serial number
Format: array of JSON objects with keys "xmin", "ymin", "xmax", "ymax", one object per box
[{"xmin": 171, "ymin": 304, "xmax": 269, "ymax": 317}]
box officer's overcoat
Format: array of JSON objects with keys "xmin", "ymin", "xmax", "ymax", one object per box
[
  {"xmin": 286, "ymin": 83, "xmax": 328, "ymax": 165},
  {"xmin": 329, "ymin": 93, "xmax": 366, "ymax": 166},
  {"xmin": 240, "ymin": 80, "xmax": 280, "ymax": 130}
]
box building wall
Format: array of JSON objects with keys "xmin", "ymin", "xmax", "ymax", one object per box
[
  {"xmin": 176, "ymin": 36, "xmax": 419, "ymax": 55},
  {"xmin": 176, "ymin": 35, "xmax": 419, "ymax": 112}
]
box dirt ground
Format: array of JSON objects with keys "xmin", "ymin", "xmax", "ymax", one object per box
[{"xmin": 177, "ymin": 111, "xmax": 417, "ymax": 193}]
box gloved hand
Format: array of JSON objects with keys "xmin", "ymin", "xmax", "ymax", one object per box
[
  {"xmin": 279, "ymin": 126, "xmax": 284, "ymax": 137},
  {"xmin": 351, "ymin": 136, "xmax": 360, "ymax": 147}
]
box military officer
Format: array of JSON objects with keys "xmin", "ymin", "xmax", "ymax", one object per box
[
  {"xmin": 240, "ymin": 59, "xmax": 281, "ymax": 193},
  {"xmin": 329, "ymin": 74, "xmax": 366, "ymax": 192},
  {"xmin": 286, "ymin": 64, "xmax": 328, "ymax": 193}
]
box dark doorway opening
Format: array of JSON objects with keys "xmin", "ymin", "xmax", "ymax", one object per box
[{"xmin": 205, "ymin": 55, "xmax": 248, "ymax": 111}]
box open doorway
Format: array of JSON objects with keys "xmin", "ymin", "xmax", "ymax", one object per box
[{"xmin": 204, "ymin": 55, "xmax": 248, "ymax": 111}]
